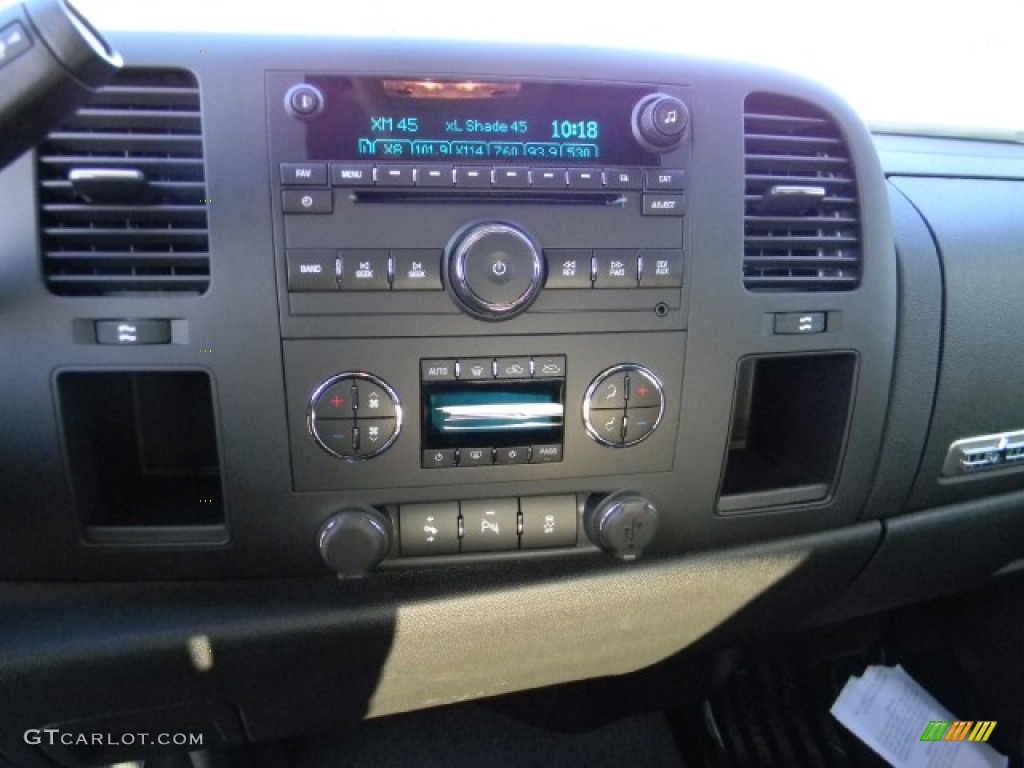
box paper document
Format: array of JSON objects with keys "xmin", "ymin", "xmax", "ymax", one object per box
[{"xmin": 830, "ymin": 665, "xmax": 1007, "ymax": 768}]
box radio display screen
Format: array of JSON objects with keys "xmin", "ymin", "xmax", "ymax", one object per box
[
  {"xmin": 305, "ymin": 76, "xmax": 659, "ymax": 166},
  {"xmin": 422, "ymin": 380, "xmax": 565, "ymax": 450}
]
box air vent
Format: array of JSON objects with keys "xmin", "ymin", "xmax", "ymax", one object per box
[
  {"xmin": 743, "ymin": 93, "xmax": 860, "ymax": 291},
  {"xmin": 37, "ymin": 68, "xmax": 209, "ymax": 296}
]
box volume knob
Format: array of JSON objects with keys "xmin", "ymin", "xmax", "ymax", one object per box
[
  {"xmin": 633, "ymin": 94, "xmax": 690, "ymax": 153},
  {"xmin": 446, "ymin": 222, "xmax": 545, "ymax": 320}
]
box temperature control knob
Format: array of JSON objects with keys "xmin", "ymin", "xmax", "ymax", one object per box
[
  {"xmin": 632, "ymin": 94, "xmax": 690, "ymax": 153},
  {"xmin": 446, "ymin": 222, "xmax": 545, "ymax": 320},
  {"xmin": 584, "ymin": 491, "xmax": 658, "ymax": 561},
  {"xmin": 318, "ymin": 506, "xmax": 393, "ymax": 577}
]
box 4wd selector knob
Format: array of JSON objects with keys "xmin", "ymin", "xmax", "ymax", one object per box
[
  {"xmin": 632, "ymin": 94, "xmax": 690, "ymax": 152},
  {"xmin": 446, "ymin": 222, "xmax": 545, "ymax": 320}
]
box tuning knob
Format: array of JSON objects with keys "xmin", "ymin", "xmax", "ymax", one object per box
[
  {"xmin": 584, "ymin": 491, "xmax": 658, "ymax": 561},
  {"xmin": 446, "ymin": 222, "xmax": 545, "ymax": 320},
  {"xmin": 632, "ymin": 94, "xmax": 690, "ymax": 153},
  {"xmin": 318, "ymin": 506, "xmax": 392, "ymax": 577}
]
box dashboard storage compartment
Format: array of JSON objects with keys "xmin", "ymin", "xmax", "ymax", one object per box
[
  {"xmin": 57, "ymin": 371, "xmax": 226, "ymax": 545},
  {"xmin": 718, "ymin": 353, "xmax": 856, "ymax": 513}
]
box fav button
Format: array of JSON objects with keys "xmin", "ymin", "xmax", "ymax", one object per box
[{"xmin": 280, "ymin": 162, "xmax": 327, "ymax": 186}]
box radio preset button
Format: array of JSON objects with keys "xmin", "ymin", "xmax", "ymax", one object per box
[
  {"xmin": 544, "ymin": 249, "xmax": 593, "ymax": 289},
  {"xmin": 567, "ymin": 168, "xmax": 603, "ymax": 189},
  {"xmin": 331, "ymin": 164, "xmax": 373, "ymax": 186},
  {"xmin": 375, "ymin": 165, "xmax": 415, "ymax": 186},
  {"xmin": 454, "ymin": 166, "xmax": 491, "ymax": 188},
  {"xmin": 530, "ymin": 445, "xmax": 563, "ymax": 464},
  {"xmin": 422, "ymin": 449, "xmax": 458, "ymax": 468},
  {"xmin": 531, "ymin": 168, "xmax": 567, "ymax": 188},
  {"xmin": 458, "ymin": 358, "xmax": 494, "ymax": 380},
  {"xmin": 495, "ymin": 357, "xmax": 532, "ymax": 379},
  {"xmin": 400, "ymin": 502, "xmax": 460, "ymax": 556},
  {"xmin": 421, "ymin": 359, "xmax": 457, "ymax": 381},
  {"xmin": 392, "ymin": 250, "xmax": 442, "ymax": 291},
  {"xmin": 520, "ymin": 495, "xmax": 578, "ymax": 549},
  {"xmin": 639, "ymin": 249, "xmax": 683, "ymax": 288},
  {"xmin": 339, "ymin": 249, "xmax": 390, "ymax": 290},
  {"xmin": 461, "ymin": 499, "xmax": 519, "ymax": 552},
  {"xmin": 594, "ymin": 249, "xmax": 639, "ymax": 288},
  {"xmin": 417, "ymin": 165, "xmax": 454, "ymax": 187},
  {"xmin": 495, "ymin": 446, "xmax": 530, "ymax": 465},
  {"xmin": 494, "ymin": 167, "xmax": 530, "ymax": 188},
  {"xmin": 604, "ymin": 168, "xmax": 643, "ymax": 190}
]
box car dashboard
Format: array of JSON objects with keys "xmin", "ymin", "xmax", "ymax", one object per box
[{"xmin": 1, "ymin": 24, "xmax": 1024, "ymax": 768}]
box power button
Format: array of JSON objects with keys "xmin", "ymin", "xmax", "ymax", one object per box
[{"xmin": 285, "ymin": 84, "xmax": 324, "ymax": 118}]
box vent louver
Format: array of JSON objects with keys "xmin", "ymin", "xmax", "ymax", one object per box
[
  {"xmin": 743, "ymin": 93, "xmax": 860, "ymax": 291},
  {"xmin": 37, "ymin": 68, "xmax": 209, "ymax": 296}
]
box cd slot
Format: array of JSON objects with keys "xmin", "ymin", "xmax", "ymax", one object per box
[{"xmin": 351, "ymin": 190, "xmax": 625, "ymax": 206}]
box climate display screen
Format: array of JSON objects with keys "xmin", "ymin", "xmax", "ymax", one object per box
[
  {"xmin": 305, "ymin": 76, "xmax": 659, "ymax": 166},
  {"xmin": 422, "ymin": 380, "xmax": 565, "ymax": 449}
]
